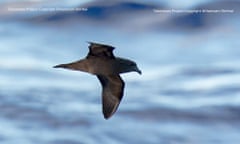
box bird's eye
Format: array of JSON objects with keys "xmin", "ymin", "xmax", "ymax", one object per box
[{"xmin": 130, "ymin": 63, "xmax": 136, "ymax": 66}]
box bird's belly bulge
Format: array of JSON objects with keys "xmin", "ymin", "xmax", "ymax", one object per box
[{"xmin": 90, "ymin": 63, "xmax": 116, "ymax": 75}]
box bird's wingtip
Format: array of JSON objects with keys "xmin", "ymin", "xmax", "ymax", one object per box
[
  {"xmin": 104, "ymin": 115, "xmax": 110, "ymax": 120},
  {"xmin": 53, "ymin": 64, "xmax": 62, "ymax": 68},
  {"xmin": 102, "ymin": 102, "xmax": 119, "ymax": 120},
  {"xmin": 103, "ymin": 112, "xmax": 114, "ymax": 120},
  {"xmin": 87, "ymin": 41, "xmax": 115, "ymax": 50}
]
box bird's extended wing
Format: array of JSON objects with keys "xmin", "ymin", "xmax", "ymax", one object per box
[
  {"xmin": 87, "ymin": 42, "xmax": 115, "ymax": 59},
  {"xmin": 97, "ymin": 75, "xmax": 125, "ymax": 119},
  {"xmin": 53, "ymin": 59, "xmax": 89, "ymax": 73}
]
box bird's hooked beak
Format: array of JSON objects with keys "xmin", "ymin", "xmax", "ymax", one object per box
[{"xmin": 135, "ymin": 66, "xmax": 142, "ymax": 75}]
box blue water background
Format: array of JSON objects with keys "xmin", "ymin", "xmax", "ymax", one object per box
[{"xmin": 0, "ymin": 0, "xmax": 240, "ymax": 144}]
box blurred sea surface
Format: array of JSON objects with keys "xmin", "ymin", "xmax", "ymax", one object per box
[{"xmin": 0, "ymin": 0, "xmax": 240, "ymax": 144}]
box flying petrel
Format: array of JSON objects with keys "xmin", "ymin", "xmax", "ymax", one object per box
[{"xmin": 54, "ymin": 42, "xmax": 141, "ymax": 119}]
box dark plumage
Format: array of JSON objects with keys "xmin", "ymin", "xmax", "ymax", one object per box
[{"xmin": 54, "ymin": 42, "xmax": 141, "ymax": 119}]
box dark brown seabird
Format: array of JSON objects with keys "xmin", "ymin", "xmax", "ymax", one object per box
[{"xmin": 54, "ymin": 42, "xmax": 141, "ymax": 119}]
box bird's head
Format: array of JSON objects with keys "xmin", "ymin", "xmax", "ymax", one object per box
[
  {"xmin": 128, "ymin": 61, "xmax": 142, "ymax": 75},
  {"xmin": 117, "ymin": 58, "xmax": 142, "ymax": 75}
]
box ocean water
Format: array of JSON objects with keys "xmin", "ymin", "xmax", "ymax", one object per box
[{"xmin": 1, "ymin": 0, "xmax": 240, "ymax": 144}]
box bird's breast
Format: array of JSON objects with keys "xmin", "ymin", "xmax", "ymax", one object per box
[{"xmin": 88, "ymin": 58, "xmax": 117, "ymax": 75}]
